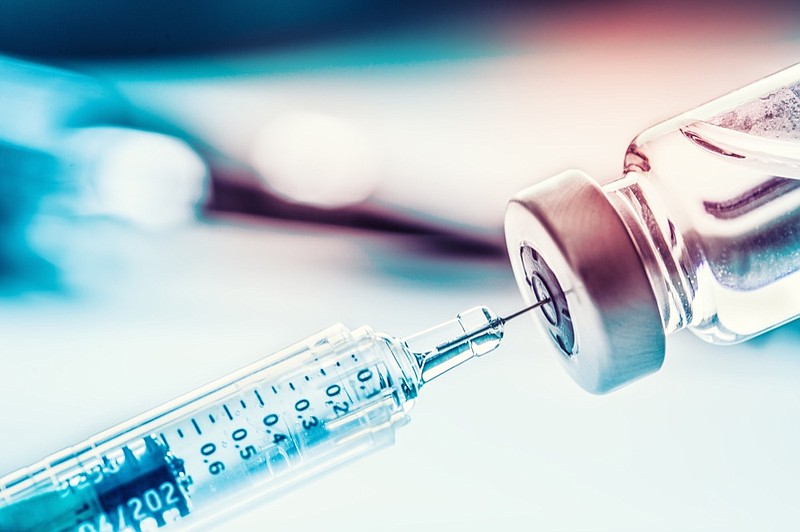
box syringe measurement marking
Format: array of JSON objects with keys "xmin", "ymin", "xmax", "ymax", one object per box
[
  {"xmin": 175, "ymin": 355, "xmax": 382, "ymax": 493},
  {"xmin": 13, "ymin": 358, "xmax": 376, "ymax": 532},
  {"xmin": 26, "ymin": 336, "xmax": 396, "ymax": 532},
  {"xmin": 327, "ymin": 355, "xmax": 378, "ymax": 416}
]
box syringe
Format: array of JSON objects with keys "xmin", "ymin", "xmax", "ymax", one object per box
[{"xmin": 0, "ymin": 301, "xmax": 547, "ymax": 531}]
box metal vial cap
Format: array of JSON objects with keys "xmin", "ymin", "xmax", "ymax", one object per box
[{"xmin": 504, "ymin": 170, "xmax": 665, "ymax": 393}]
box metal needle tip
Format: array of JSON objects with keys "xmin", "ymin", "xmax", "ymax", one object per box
[{"xmin": 500, "ymin": 298, "xmax": 551, "ymax": 323}]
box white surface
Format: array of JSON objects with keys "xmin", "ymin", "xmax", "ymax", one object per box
[{"xmin": 1, "ymin": 220, "xmax": 799, "ymax": 531}]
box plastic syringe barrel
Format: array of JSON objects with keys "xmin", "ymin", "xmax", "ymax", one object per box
[{"xmin": 0, "ymin": 324, "xmax": 418, "ymax": 531}]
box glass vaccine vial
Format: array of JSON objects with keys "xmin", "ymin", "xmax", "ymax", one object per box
[{"xmin": 505, "ymin": 64, "xmax": 800, "ymax": 393}]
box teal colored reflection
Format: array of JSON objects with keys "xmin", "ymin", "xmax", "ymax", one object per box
[
  {"xmin": 0, "ymin": 57, "xmax": 207, "ymax": 295},
  {"xmin": 0, "ymin": 57, "xmax": 122, "ymax": 293},
  {"xmin": 0, "ymin": 143, "xmax": 60, "ymax": 293}
]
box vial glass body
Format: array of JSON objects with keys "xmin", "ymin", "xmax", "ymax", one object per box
[{"xmin": 605, "ymin": 64, "xmax": 800, "ymax": 343}]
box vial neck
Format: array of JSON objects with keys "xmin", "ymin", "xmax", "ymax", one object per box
[{"xmin": 603, "ymin": 172, "xmax": 696, "ymax": 335}]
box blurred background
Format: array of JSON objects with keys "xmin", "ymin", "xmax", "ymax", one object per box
[{"xmin": 1, "ymin": 1, "xmax": 800, "ymax": 530}]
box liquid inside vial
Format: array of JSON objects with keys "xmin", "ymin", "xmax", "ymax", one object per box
[{"xmin": 613, "ymin": 80, "xmax": 800, "ymax": 341}]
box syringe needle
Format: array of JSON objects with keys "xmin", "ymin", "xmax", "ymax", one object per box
[
  {"xmin": 500, "ymin": 298, "xmax": 551, "ymax": 323},
  {"xmin": 452, "ymin": 298, "xmax": 551, "ymax": 343},
  {"xmin": 447, "ymin": 298, "xmax": 552, "ymax": 344},
  {"xmin": 402, "ymin": 299, "xmax": 552, "ymax": 385}
]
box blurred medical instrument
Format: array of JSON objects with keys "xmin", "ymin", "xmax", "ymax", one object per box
[
  {"xmin": 0, "ymin": 301, "xmax": 546, "ymax": 531},
  {"xmin": 0, "ymin": 54, "xmax": 505, "ymax": 295},
  {"xmin": 0, "ymin": 56, "xmax": 208, "ymax": 292},
  {"xmin": 505, "ymin": 63, "xmax": 800, "ymax": 393}
]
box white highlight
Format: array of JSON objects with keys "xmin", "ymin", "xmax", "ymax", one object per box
[
  {"xmin": 250, "ymin": 111, "xmax": 381, "ymax": 208},
  {"xmin": 66, "ymin": 127, "xmax": 208, "ymax": 229}
]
